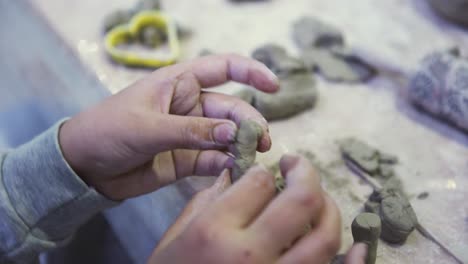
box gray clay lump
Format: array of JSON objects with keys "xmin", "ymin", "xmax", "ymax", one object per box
[{"xmin": 231, "ymin": 120, "xmax": 263, "ymax": 182}]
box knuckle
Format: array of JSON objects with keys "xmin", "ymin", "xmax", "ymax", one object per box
[
  {"xmin": 290, "ymin": 188, "xmax": 322, "ymax": 209},
  {"xmin": 182, "ymin": 121, "xmax": 210, "ymax": 148},
  {"xmin": 249, "ymin": 170, "xmax": 275, "ymax": 190},
  {"xmin": 188, "ymin": 220, "xmax": 220, "ymax": 247}
]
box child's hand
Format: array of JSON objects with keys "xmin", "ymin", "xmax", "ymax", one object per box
[
  {"xmin": 59, "ymin": 54, "xmax": 279, "ymax": 200},
  {"xmin": 149, "ymin": 155, "xmax": 367, "ymax": 264},
  {"xmin": 148, "ymin": 155, "xmax": 350, "ymax": 264}
]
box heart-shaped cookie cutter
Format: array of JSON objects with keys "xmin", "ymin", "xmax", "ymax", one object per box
[{"xmin": 104, "ymin": 10, "xmax": 180, "ymax": 68}]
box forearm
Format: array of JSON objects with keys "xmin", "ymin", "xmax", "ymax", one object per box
[{"xmin": 0, "ymin": 120, "xmax": 117, "ymax": 263}]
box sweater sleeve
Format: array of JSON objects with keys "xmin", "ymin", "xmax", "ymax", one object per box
[{"xmin": 0, "ymin": 120, "xmax": 118, "ymax": 264}]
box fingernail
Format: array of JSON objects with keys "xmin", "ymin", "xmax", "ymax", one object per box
[{"xmin": 213, "ymin": 123, "xmax": 236, "ymax": 145}]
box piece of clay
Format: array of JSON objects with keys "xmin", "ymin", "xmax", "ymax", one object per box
[
  {"xmin": 428, "ymin": 0, "xmax": 468, "ymax": 27},
  {"xmin": 292, "ymin": 16, "xmax": 344, "ymax": 50},
  {"xmin": 103, "ymin": 10, "xmax": 135, "ymax": 33},
  {"xmin": 417, "ymin": 191, "xmax": 429, "ymax": 200},
  {"xmin": 252, "ymin": 73, "xmax": 318, "ymax": 120},
  {"xmin": 339, "ymin": 138, "xmax": 406, "ymax": 192},
  {"xmin": 339, "ymin": 138, "xmax": 380, "ymax": 175},
  {"xmin": 365, "ymin": 188, "xmax": 418, "ymax": 244},
  {"xmin": 409, "ymin": 49, "xmax": 468, "ymax": 131},
  {"xmin": 231, "ymin": 120, "xmax": 263, "ymax": 182},
  {"xmin": 302, "ymin": 48, "xmax": 374, "ymax": 83},
  {"xmin": 252, "ymin": 44, "xmax": 307, "ymax": 76},
  {"xmin": 378, "ymin": 152, "xmax": 398, "ymax": 165},
  {"xmin": 330, "ymin": 47, "xmax": 378, "ymax": 82},
  {"xmin": 351, "ymin": 213, "xmax": 381, "ymax": 264}
]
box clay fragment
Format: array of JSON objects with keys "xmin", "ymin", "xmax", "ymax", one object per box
[
  {"xmin": 365, "ymin": 188, "xmax": 418, "ymax": 244},
  {"xmin": 302, "ymin": 48, "xmax": 376, "ymax": 83},
  {"xmin": 252, "ymin": 44, "xmax": 307, "ymax": 75},
  {"xmin": 417, "ymin": 191, "xmax": 429, "ymax": 200},
  {"xmin": 352, "ymin": 213, "xmax": 381, "ymax": 264},
  {"xmin": 339, "ymin": 138, "xmax": 380, "ymax": 175},
  {"xmin": 292, "ymin": 16, "xmax": 344, "ymax": 49},
  {"xmin": 231, "ymin": 120, "xmax": 263, "ymax": 182}
]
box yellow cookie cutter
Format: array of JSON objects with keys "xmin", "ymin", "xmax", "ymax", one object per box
[{"xmin": 104, "ymin": 11, "xmax": 180, "ymax": 68}]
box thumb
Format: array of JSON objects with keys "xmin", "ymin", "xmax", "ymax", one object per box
[
  {"xmin": 148, "ymin": 115, "xmax": 237, "ymax": 152},
  {"xmin": 152, "ymin": 170, "xmax": 232, "ymax": 254},
  {"xmin": 345, "ymin": 243, "xmax": 367, "ymax": 264}
]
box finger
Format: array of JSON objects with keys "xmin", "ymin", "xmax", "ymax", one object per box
[
  {"xmin": 248, "ymin": 155, "xmax": 324, "ymax": 253},
  {"xmin": 143, "ymin": 114, "xmax": 238, "ymax": 152},
  {"xmin": 201, "ymin": 165, "xmax": 277, "ymax": 227},
  {"xmin": 345, "ymin": 243, "xmax": 367, "ymax": 264},
  {"xmin": 201, "ymin": 92, "xmax": 271, "ymax": 151},
  {"xmin": 278, "ymin": 195, "xmax": 341, "ymax": 264},
  {"xmin": 152, "ymin": 171, "xmax": 231, "ymax": 255},
  {"xmin": 193, "ymin": 150, "xmax": 234, "ymax": 176},
  {"xmin": 154, "ymin": 53, "xmax": 280, "ymax": 93}
]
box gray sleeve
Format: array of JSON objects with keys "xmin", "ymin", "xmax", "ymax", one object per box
[{"xmin": 0, "ymin": 120, "xmax": 118, "ymax": 264}]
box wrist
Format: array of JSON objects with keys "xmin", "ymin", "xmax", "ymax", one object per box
[{"xmin": 59, "ymin": 117, "xmax": 93, "ymax": 185}]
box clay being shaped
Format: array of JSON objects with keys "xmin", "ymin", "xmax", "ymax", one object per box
[
  {"xmin": 351, "ymin": 213, "xmax": 382, "ymax": 264},
  {"xmin": 231, "ymin": 120, "xmax": 263, "ymax": 182},
  {"xmin": 252, "ymin": 44, "xmax": 307, "ymax": 76},
  {"xmin": 292, "ymin": 16, "xmax": 344, "ymax": 50},
  {"xmin": 364, "ymin": 188, "xmax": 418, "ymax": 244},
  {"xmin": 428, "ymin": 0, "xmax": 468, "ymax": 27},
  {"xmin": 409, "ymin": 48, "xmax": 468, "ymax": 132}
]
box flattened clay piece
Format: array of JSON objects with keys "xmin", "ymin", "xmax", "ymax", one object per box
[
  {"xmin": 428, "ymin": 0, "xmax": 468, "ymax": 27},
  {"xmin": 252, "ymin": 44, "xmax": 307, "ymax": 75},
  {"xmin": 409, "ymin": 49, "xmax": 468, "ymax": 131},
  {"xmin": 231, "ymin": 120, "xmax": 263, "ymax": 182},
  {"xmin": 339, "ymin": 138, "xmax": 380, "ymax": 175},
  {"xmin": 352, "ymin": 213, "xmax": 381, "ymax": 264},
  {"xmin": 365, "ymin": 188, "xmax": 418, "ymax": 244},
  {"xmin": 103, "ymin": 10, "xmax": 134, "ymax": 33},
  {"xmin": 252, "ymin": 73, "xmax": 318, "ymax": 121},
  {"xmin": 330, "ymin": 47, "xmax": 377, "ymax": 82},
  {"xmin": 292, "ymin": 16, "xmax": 344, "ymax": 49},
  {"xmin": 302, "ymin": 48, "xmax": 374, "ymax": 83}
]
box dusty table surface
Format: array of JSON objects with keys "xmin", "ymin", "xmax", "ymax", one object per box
[{"xmin": 32, "ymin": 0, "xmax": 468, "ymax": 263}]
